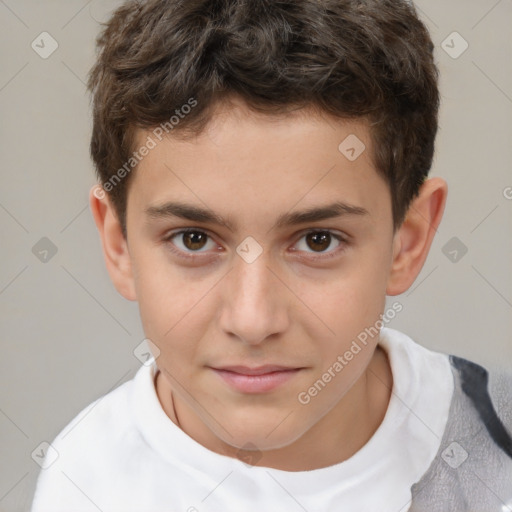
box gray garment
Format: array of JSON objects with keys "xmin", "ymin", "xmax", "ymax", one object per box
[{"xmin": 409, "ymin": 356, "xmax": 512, "ymax": 511}]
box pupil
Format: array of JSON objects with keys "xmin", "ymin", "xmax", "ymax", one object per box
[
  {"xmin": 307, "ymin": 232, "xmax": 330, "ymax": 252},
  {"xmin": 184, "ymin": 232, "xmax": 206, "ymax": 250}
]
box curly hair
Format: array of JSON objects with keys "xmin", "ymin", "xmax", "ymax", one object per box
[{"xmin": 87, "ymin": 0, "xmax": 440, "ymax": 239}]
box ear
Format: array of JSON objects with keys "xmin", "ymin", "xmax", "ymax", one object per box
[
  {"xmin": 89, "ymin": 185, "xmax": 137, "ymax": 301},
  {"xmin": 386, "ymin": 177, "xmax": 448, "ymax": 296}
]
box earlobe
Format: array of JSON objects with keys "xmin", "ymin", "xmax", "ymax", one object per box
[
  {"xmin": 386, "ymin": 177, "xmax": 448, "ymax": 296},
  {"xmin": 89, "ymin": 185, "xmax": 137, "ymax": 301}
]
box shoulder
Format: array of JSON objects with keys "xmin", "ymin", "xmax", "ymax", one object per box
[
  {"xmin": 409, "ymin": 356, "xmax": 512, "ymax": 511},
  {"xmin": 448, "ymin": 354, "xmax": 512, "ymax": 453},
  {"xmin": 486, "ymin": 362, "xmax": 512, "ymax": 431},
  {"xmin": 31, "ymin": 373, "xmax": 144, "ymax": 510},
  {"xmin": 56, "ymin": 375, "xmax": 136, "ymax": 449}
]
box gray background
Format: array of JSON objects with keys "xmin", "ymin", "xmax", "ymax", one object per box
[{"xmin": 0, "ymin": 0, "xmax": 511, "ymax": 509}]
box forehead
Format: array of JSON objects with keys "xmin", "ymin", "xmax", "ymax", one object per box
[{"xmin": 127, "ymin": 99, "xmax": 390, "ymax": 230}]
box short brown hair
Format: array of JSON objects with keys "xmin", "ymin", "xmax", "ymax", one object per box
[{"xmin": 87, "ymin": 0, "xmax": 440, "ymax": 239}]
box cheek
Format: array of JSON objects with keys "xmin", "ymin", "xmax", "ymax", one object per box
[
  {"xmin": 307, "ymin": 266, "xmax": 388, "ymax": 335},
  {"xmin": 300, "ymin": 250, "xmax": 391, "ymax": 366},
  {"xmin": 133, "ymin": 245, "xmax": 190, "ymax": 322},
  {"xmin": 135, "ymin": 271, "xmax": 172, "ymax": 336},
  {"xmin": 132, "ymin": 257, "xmax": 214, "ymax": 371}
]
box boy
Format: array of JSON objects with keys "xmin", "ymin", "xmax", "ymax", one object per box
[{"xmin": 31, "ymin": 0, "xmax": 512, "ymax": 510}]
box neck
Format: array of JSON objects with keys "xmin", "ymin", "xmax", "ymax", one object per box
[{"xmin": 155, "ymin": 345, "xmax": 393, "ymax": 471}]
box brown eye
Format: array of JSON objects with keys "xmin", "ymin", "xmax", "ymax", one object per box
[
  {"xmin": 164, "ymin": 229, "xmax": 217, "ymax": 255},
  {"xmin": 305, "ymin": 231, "xmax": 332, "ymax": 252},
  {"xmin": 292, "ymin": 230, "xmax": 347, "ymax": 260},
  {"xmin": 182, "ymin": 231, "xmax": 208, "ymax": 251}
]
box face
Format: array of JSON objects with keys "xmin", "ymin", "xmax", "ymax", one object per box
[{"xmin": 124, "ymin": 98, "xmax": 397, "ymax": 452}]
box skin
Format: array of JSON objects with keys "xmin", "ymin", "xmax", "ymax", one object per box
[{"xmin": 89, "ymin": 96, "xmax": 447, "ymax": 471}]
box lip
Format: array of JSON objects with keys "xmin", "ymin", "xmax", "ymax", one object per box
[
  {"xmin": 214, "ymin": 365, "xmax": 298, "ymax": 376},
  {"xmin": 210, "ymin": 365, "xmax": 303, "ymax": 393}
]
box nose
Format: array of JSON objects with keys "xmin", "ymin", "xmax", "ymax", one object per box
[{"xmin": 219, "ymin": 251, "xmax": 290, "ymax": 346}]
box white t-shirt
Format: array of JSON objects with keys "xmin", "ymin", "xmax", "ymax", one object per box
[{"xmin": 31, "ymin": 327, "xmax": 454, "ymax": 512}]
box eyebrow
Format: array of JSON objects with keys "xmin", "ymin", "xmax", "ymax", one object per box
[{"xmin": 144, "ymin": 200, "xmax": 369, "ymax": 232}]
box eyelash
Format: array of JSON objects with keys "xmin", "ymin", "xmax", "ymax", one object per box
[{"xmin": 162, "ymin": 228, "xmax": 349, "ymax": 262}]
